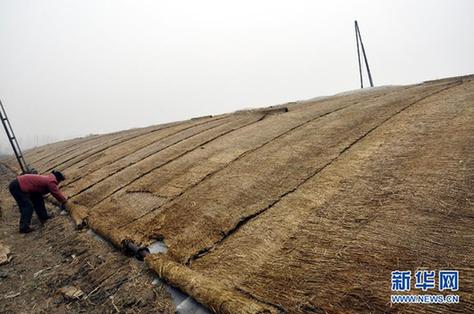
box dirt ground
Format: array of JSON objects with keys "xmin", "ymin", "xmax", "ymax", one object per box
[{"xmin": 0, "ymin": 163, "xmax": 174, "ymax": 313}]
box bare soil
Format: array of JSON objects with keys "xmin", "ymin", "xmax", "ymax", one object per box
[{"xmin": 0, "ymin": 164, "xmax": 174, "ymax": 313}]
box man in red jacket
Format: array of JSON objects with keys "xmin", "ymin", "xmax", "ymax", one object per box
[{"xmin": 8, "ymin": 170, "xmax": 67, "ymax": 233}]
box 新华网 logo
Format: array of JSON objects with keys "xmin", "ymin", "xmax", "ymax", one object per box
[{"xmin": 390, "ymin": 270, "xmax": 459, "ymax": 304}]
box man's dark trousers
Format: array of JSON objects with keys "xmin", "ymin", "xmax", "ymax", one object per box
[{"xmin": 9, "ymin": 179, "xmax": 49, "ymax": 231}]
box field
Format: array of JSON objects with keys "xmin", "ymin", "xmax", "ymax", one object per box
[{"xmin": 1, "ymin": 75, "xmax": 473, "ymax": 313}]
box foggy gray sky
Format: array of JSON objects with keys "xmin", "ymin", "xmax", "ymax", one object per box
[{"xmin": 1, "ymin": 0, "xmax": 473, "ymax": 153}]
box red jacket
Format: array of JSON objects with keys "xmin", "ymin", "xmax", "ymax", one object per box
[{"xmin": 17, "ymin": 174, "xmax": 67, "ymax": 204}]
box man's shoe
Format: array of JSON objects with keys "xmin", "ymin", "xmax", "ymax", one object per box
[
  {"xmin": 39, "ymin": 215, "xmax": 52, "ymax": 225},
  {"xmin": 19, "ymin": 226, "xmax": 35, "ymax": 234}
]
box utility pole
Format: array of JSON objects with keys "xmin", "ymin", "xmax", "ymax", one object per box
[{"xmin": 354, "ymin": 20, "xmax": 374, "ymax": 88}]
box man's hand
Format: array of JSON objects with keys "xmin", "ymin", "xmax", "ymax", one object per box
[{"xmin": 60, "ymin": 202, "xmax": 68, "ymax": 213}]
